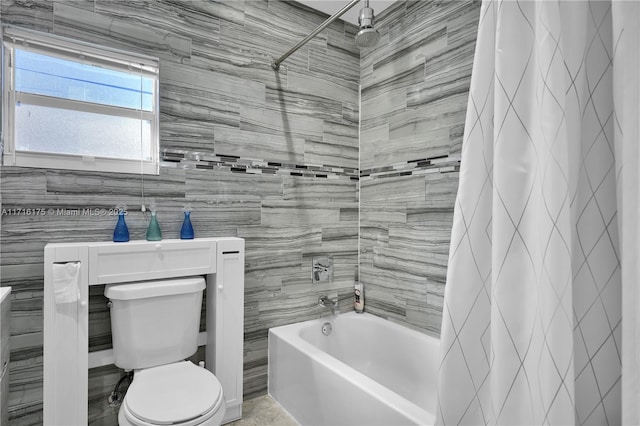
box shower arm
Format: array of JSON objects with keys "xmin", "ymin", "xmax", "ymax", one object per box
[{"xmin": 271, "ymin": 0, "xmax": 361, "ymax": 71}]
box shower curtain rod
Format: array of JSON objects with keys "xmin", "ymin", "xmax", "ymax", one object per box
[{"xmin": 271, "ymin": 0, "xmax": 361, "ymax": 71}]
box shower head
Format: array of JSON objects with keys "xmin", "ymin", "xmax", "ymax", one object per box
[
  {"xmin": 355, "ymin": 0, "xmax": 380, "ymax": 48},
  {"xmin": 355, "ymin": 27, "xmax": 380, "ymax": 48}
]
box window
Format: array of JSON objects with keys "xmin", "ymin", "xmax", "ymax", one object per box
[{"xmin": 2, "ymin": 26, "xmax": 160, "ymax": 174}]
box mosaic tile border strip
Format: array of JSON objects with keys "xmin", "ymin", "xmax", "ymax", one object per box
[
  {"xmin": 161, "ymin": 149, "xmax": 360, "ymax": 181},
  {"xmin": 360, "ymin": 154, "xmax": 461, "ymax": 181},
  {"xmin": 161, "ymin": 150, "xmax": 460, "ymax": 181}
]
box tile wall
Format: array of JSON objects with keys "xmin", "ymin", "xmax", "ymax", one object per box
[
  {"xmin": 0, "ymin": 0, "xmax": 483, "ymax": 424},
  {"xmin": 359, "ymin": 0, "xmax": 480, "ymax": 334},
  {"xmin": 0, "ymin": 1, "xmax": 359, "ymax": 424}
]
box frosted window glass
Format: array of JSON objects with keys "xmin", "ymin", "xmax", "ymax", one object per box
[
  {"xmin": 4, "ymin": 28, "xmax": 159, "ymax": 174},
  {"xmin": 15, "ymin": 103, "xmax": 152, "ymax": 161},
  {"xmin": 15, "ymin": 49, "xmax": 153, "ymax": 111}
]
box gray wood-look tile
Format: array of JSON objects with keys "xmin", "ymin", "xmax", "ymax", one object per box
[
  {"xmin": 359, "ymin": 0, "xmax": 480, "ymax": 333},
  {"xmin": 377, "ymin": 127, "xmax": 451, "ymax": 166},
  {"xmin": 185, "ymin": 169, "xmax": 282, "ymax": 202},
  {"xmin": 282, "ymin": 178, "xmax": 357, "ymax": 202},
  {"xmin": 94, "ymin": 0, "xmax": 224, "ymax": 47},
  {"xmin": 239, "ymin": 104, "xmax": 325, "ymax": 143},
  {"xmin": 361, "ymin": 175, "xmax": 427, "ymax": 203},
  {"xmin": 287, "ymin": 69, "xmax": 359, "ymax": 105},
  {"xmin": 160, "ymin": 118, "xmax": 217, "ymax": 153},
  {"xmin": 1, "ymin": 1, "xmax": 361, "ymax": 423},
  {"xmin": 53, "ymin": 2, "xmax": 192, "ymax": 64},
  {"xmin": 265, "ymin": 86, "xmax": 344, "ymax": 123},
  {"xmin": 162, "ymin": 61, "xmax": 266, "ymax": 110},
  {"xmin": 0, "ymin": 0, "xmax": 53, "ymax": 33},
  {"xmin": 260, "ymin": 201, "xmax": 355, "ymax": 227},
  {"xmin": 238, "ymin": 226, "xmax": 322, "ymax": 251},
  {"xmin": 1, "ymin": 0, "xmax": 481, "ymax": 423},
  {"xmin": 191, "ymin": 24, "xmax": 286, "ymax": 91},
  {"xmin": 304, "ymin": 139, "xmax": 358, "ymax": 170},
  {"xmin": 214, "ymin": 126, "xmax": 305, "ymax": 163}
]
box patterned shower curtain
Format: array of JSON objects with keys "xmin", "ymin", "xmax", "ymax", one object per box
[{"xmin": 436, "ymin": 1, "xmax": 635, "ymax": 424}]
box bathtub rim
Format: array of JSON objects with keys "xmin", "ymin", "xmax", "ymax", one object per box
[{"xmin": 268, "ymin": 311, "xmax": 438, "ymax": 425}]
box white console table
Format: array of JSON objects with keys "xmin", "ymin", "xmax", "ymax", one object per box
[{"xmin": 43, "ymin": 237, "xmax": 244, "ymax": 425}]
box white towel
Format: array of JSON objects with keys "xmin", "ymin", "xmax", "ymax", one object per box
[{"xmin": 52, "ymin": 262, "xmax": 80, "ymax": 304}]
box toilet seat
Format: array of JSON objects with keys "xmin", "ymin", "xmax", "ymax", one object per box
[
  {"xmin": 121, "ymin": 400, "xmax": 223, "ymax": 426},
  {"xmin": 122, "ymin": 361, "xmax": 225, "ymax": 426}
]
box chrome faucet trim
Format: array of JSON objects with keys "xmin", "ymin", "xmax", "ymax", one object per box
[
  {"xmin": 318, "ymin": 295, "xmax": 338, "ymax": 315},
  {"xmin": 312, "ymin": 256, "xmax": 334, "ymax": 283}
]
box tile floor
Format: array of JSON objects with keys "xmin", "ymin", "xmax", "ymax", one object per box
[{"xmin": 229, "ymin": 394, "xmax": 297, "ymax": 426}]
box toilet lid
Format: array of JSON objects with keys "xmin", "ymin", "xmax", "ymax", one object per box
[{"xmin": 125, "ymin": 361, "xmax": 223, "ymax": 425}]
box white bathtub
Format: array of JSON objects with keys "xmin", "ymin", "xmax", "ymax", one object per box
[{"xmin": 268, "ymin": 312, "xmax": 438, "ymax": 426}]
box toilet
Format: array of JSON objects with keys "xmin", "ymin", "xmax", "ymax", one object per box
[{"xmin": 105, "ymin": 276, "xmax": 226, "ymax": 426}]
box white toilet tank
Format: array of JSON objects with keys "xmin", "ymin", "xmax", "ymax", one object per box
[{"xmin": 105, "ymin": 276, "xmax": 206, "ymax": 370}]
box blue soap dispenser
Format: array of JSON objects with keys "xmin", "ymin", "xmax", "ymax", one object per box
[
  {"xmin": 113, "ymin": 204, "xmax": 129, "ymax": 242},
  {"xmin": 146, "ymin": 203, "xmax": 162, "ymax": 241},
  {"xmin": 180, "ymin": 205, "xmax": 194, "ymax": 240}
]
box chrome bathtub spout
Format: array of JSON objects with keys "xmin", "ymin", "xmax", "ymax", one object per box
[{"xmin": 318, "ymin": 295, "xmax": 338, "ymax": 315}]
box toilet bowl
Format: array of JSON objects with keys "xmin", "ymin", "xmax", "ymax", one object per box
[
  {"xmin": 105, "ymin": 277, "xmax": 226, "ymax": 426},
  {"xmin": 118, "ymin": 361, "xmax": 226, "ymax": 426}
]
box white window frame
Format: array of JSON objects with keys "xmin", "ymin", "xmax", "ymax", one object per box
[{"xmin": 1, "ymin": 25, "xmax": 160, "ymax": 175}]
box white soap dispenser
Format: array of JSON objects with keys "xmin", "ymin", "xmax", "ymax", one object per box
[{"xmin": 354, "ymin": 267, "xmax": 364, "ymax": 313}]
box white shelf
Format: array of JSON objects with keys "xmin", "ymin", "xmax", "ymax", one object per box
[{"xmin": 43, "ymin": 238, "xmax": 245, "ymax": 425}]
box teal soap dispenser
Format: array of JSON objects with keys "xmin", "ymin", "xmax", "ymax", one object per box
[
  {"xmin": 146, "ymin": 203, "xmax": 162, "ymax": 241},
  {"xmin": 112, "ymin": 204, "xmax": 129, "ymax": 242},
  {"xmin": 180, "ymin": 205, "xmax": 194, "ymax": 240}
]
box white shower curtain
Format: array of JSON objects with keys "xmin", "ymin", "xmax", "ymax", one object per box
[{"xmin": 436, "ymin": 1, "xmax": 640, "ymax": 425}]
